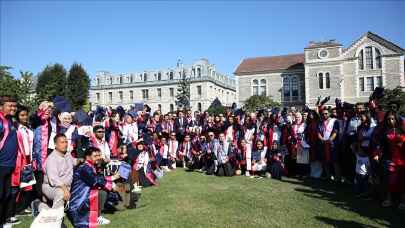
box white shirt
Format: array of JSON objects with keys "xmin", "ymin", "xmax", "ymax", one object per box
[
  {"xmin": 355, "ymin": 154, "xmax": 370, "ymax": 175},
  {"xmin": 18, "ymin": 125, "xmax": 34, "ymax": 157}
]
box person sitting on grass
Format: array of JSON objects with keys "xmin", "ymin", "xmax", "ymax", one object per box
[
  {"xmin": 251, "ymin": 140, "xmax": 267, "ymax": 178},
  {"xmin": 67, "ymin": 146, "xmax": 120, "ymax": 227},
  {"xmin": 266, "ymin": 141, "xmax": 284, "ymax": 180}
]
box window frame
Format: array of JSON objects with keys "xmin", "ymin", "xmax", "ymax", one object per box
[{"xmin": 251, "ymin": 79, "xmax": 267, "ymax": 96}]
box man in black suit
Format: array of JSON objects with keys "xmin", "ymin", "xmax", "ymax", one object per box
[{"xmin": 174, "ymin": 111, "xmax": 187, "ymax": 141}]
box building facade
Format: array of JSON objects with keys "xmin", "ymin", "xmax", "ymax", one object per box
[
  {"xmin": 89, "ymin": 58, "xmax": 237, "ymax": 113},
  {"xmin": 235, "ymin": 32, "xmax": 405, "ymax": 107}
]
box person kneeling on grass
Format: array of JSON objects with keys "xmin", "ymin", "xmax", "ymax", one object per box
[{"xmin": 67, "ymin": 147, "xmax": 120, "ymax": 227}]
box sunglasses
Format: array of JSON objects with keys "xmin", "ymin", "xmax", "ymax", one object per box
[
  {"xmin": 322, "ymin": 113, "xmax": 328, "ymax": 115},
  {"xmin": 96, "ymin": 131, "xmax": 105, "ymax": 133}
]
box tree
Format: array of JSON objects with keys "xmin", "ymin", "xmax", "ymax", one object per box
[
  {"xmin": 243, "ymin": 95, "xmax": 281, "ymax": 113},
  {"xmin": 207, "ymin": 98, "xmax": 225, "ymax": 115},
  {"xmin": 0, "ymin": 65, "xmax": 19, "ymax": 98},
  {"xmin": 176, "ymin": 71, "xmax": 190, "ymax": 110},
  {"xmin": 36, "ymin": 63, "xmax": 67, "ymax": 101},
  {"xmin": 373, "ymin": 86, "xmax": 405, "ymax": 115},
  {"xmin": 17, "ymin": 71, "xmax": 37, "ymax": 111},
  {"xmin": 66, "ymin": 63, "xmax": 90, "ymax": 110}
]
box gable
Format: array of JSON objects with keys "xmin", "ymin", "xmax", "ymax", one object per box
[{"xmin": 342, "ymin": 32, "xmax": 405, "ymax": 58}]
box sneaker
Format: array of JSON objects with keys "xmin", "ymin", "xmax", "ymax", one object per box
[
  {"xmin": 245, "ymin": 171, "xmax": 250, "ymax": 177},
  {"xmin": 6, "ymin": 217, "xmax": 21, "ymax": 225},
  {"xmin": 97, "ymin": 216, "xmax": 111, "ymax": 225},
  {"xmin": 381, "ymin": 200, "xmax": 392, "ymax": 207},
  {"xmin": 31, "ymin": 200, "xmax": 40, "ymax": 217},
  {"xmin": 265, "ymin": 172, "xmax": 271, "ymax": 178},
  {"xmin": 132, "ymin": 184, "xmax": 142, "ymax": 193},
  {"xmin": 2, "ymin": 223, "xmax": 13, "ymax": 228},
  {"xmin": 16, "ymin": 208, "xmax": 32, "ymax": 217}
]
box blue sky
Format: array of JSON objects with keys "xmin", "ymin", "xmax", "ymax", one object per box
[{"xmin": 1, "ymin": 0, "xmax": 404, "ymax": 78}]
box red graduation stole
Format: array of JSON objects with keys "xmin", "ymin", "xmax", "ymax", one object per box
[{"xmin": 0, "ymin": 112, "xmax": 10, "ymax": 150}]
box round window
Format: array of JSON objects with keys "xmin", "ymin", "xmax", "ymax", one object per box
[{"xmin": 318, "ymin": 49, "xmax": 329, "ymax": 58}]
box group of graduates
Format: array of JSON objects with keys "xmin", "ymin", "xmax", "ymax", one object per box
[{"xmin": 0, "ymin": 86, "xmax": 405, "ymax": 227}]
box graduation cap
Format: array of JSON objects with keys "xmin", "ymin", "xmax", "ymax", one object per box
[
  {"xmin": 116, "ymin": 106, "xmax": 126, "ymax": 119},
  {"xmin": 320, "ymin": 96, "xmax": 330, "ymax": 106},
  {"xmin": 335, "ymin": 98, "xmax": 343, "ymax": 109},
  {"xmin": 343, "ymin": 102, "xmax": 354, "ymax": 110},
  {"xmin": 302, "ymin": 105, "xmax": 311, "ymax": 113},
  {"xmin": 94, "ymin": 105, "xmax": 106, "ymax": 121},
  {"xmin": 74, "ymin": 109, "xmax": 92, "ymax": 126},
  {"xmin": 233, "ymin": 108, "xmax": 244, "ymax": 118},
  {"xmin": 143, "ymin": 104, "xmax": 151, "ymax": 113},
  {"xmin": 127, "ymin": 108, "xmax": 138, "ymax": 118},
  {"xmin": 53, "ymin": 96, "xmax": 72, "ymax": 113},
  {"xmin": 271, "ymin": 107, "xmax": 281, "ymax": 115},
  {"xmin": 370, "ymin": 87, "xmax": 385, "ymax": 100}
]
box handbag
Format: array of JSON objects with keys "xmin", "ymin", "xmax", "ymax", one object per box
[{"xmin": 20, "ymin": 164, "xmax": 36, "ymax": 188}]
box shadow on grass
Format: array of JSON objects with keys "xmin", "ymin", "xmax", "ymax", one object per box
[
  {"xmin": 315, "ymin": 216, "xmax": 380, "ymax": 228},
  {"xmin": 282, "ymin": 178, "xmax": 403, "ymax": 228}
]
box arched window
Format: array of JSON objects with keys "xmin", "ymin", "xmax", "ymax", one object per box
[
  {"xmin": 197, "ymin": 68, "xmax": 201, "ymax": 77},
  {"xmin": 252, "ymin": 79, "xmax": 259, "ymax": 95},
  {"xmin": 358, "ymin": 50, "xmax": 364, "ymax": 70},
  {"xmin": 169, "ymin": 72, "xmax": 174, "ymax": 80},
  {"xmin": 283, "ymin": 77, "xmax": 290, "ymax": 99},
  {"xmin": 318, "ymin": 73, "xmax": 324, "ymax": 89},
  {"xmin": 119, "ymin": 76, "xmax": 123, "ymax": 84},
  {"xmin": 375, "ymin": 48, "xmax": 382, "ymax": 69},
  {"xmin": 318, "ymin": 72, "xmax": 330, "ymax": 89},
  {"xmin": 291, "ymin": 77, "xmax": 299, "ymax": 99},
  {"xmin": 198, "ymin": 102, "xmax": 202, "ymax": 112},
  {"xmin": 144, "ymin": 73, "xmax": 147, "ymax": 82},
  {"xmin": 260, "ymin": 79, "xmax": 267, "ymax": 96},
  {"xmin": 96, "ymin": 78, "xmax": 100, "ymax": 85},
  {"xmin": 365, "ymin": 46, "xmax": 373, "ymax": 69},
  {"xmin": 158, "ymin": 72, "xmax": 161, "ymax": 81},
  {"xmin": 284, "ymin": 76, "xmax": 300, "ymax": 102},
  {"xmin": 325, "ymin": 72, "xmax": 330, "ymax": 89},
  {"xmin": 358, "ymin": 46, "xmax": 381, "ymax": 70}
]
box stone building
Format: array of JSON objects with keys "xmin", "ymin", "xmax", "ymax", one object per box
[
  {"xmin": 89, "ymin": 58, "xmax": 237, "ymax": 113},
  {"xmin": 235, "ymin": 31, "xmax": 405, "ymax": 107}
]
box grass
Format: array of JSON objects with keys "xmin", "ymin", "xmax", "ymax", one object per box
[{"xmin": 20, "ymin": 169, "xmax": 403, "ymax": 228}]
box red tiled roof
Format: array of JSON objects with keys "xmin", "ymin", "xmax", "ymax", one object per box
[{"xmin": 234, "ymin": 53, "xmax": 305, "ymax": 75}]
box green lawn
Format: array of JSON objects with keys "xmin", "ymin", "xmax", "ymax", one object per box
[{"xmin": 21, "ymin": 169, "xmax": 403, "ymax": 228}]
